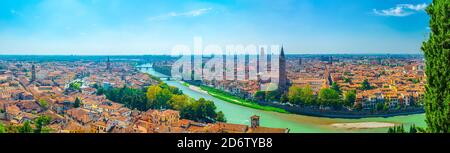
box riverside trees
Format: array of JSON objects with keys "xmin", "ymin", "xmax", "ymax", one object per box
[
  {"xmin": 287, "ymin": 84, "xmax": 357, "ymax": 110},
  {"xmin": 96, "ymin": 83, "xmax": 223, "ymax": 123}
]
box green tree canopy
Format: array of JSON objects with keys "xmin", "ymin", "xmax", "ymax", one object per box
[
  {"xmin": 265, "ymin": 90, "xmax": 281, "ymax": 102},
  {"xmin": 343, "ymin": 90, "xmax": 356, "ymax": 107},
  {"xmin": 288, "ymin": 86, "xmax": 302, "ymax": 104},
  {"xmin": 74, "ymin": 97, "xmax": 81, "ymax": 108},
  {"xmin": 146, "ymin": 85, "xmax": 173, "ymax": 109},
  {"xmin": 156, "ymin": 88, "xmax": 173, "ymax": 108},
  {"xmin": 146, "ymin": 85, "xmax": 163, "ymax": 109},
  {"xmin": 18, "ymin": 121, "xmax": 33, "ymax": 133},
  {"xmin": 34, "ymin": 115, "xmax": 51, "ymax": 133},
  {"xmin": 254, "ymin": 91, "xmax": 265, "ymax": 102},
  {"xmin": 422, "ymin": 0, "xmax": 450, "ymax": 133},
  {"xmin": 318, "ymin": 88, "xmax": 341, "ymax": 107},
  {"xmin": 196, "ymin": 98, "xmax": 217, "ymax": 121},
  {"xmin": 343, "ymin": 77, "xmax": 351, "ymax": 83},
  {"xmin": 0, "ymin": 122, "xmax": 5, "ymax": 133},
  {"xmin": 69, "ymin": 81, "xmax": 82, "ymax": 92},
  {"xmin": 168, "ymin": 94, "xmax": 190, "ymax": 111},
  {"xmin": 359, "ymin": 79, "xmax": 372, "ymax": 90},
  {"xmin": 216, "ymin": 111, "xmax": 227, "ymax": 122},
  {"xmin": 39, "ymin": 99, "xmax": 48, "ymax": 110},
  {"xmin": 331, "ymin": 82, "xmax": 342, "ymax": 94},
  {"xmin": 288, "ymin": 85, "xmax": 316, "ymax": 105},
  {"xmin": 99, "ymin": 83, "xmax": 222, "ymax": 123}
]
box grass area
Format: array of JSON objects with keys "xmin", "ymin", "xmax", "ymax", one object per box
[
  {"xmin": 181, "ymin": 81, "xmax": 190, "ymax": 87},
  {"xmin": 198, "ymin": 85, "xmax": 289, "ymax": 113}
]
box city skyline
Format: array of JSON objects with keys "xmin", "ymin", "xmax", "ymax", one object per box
[{"xmin": 0, "ymin": 0, "xmax": 431, "ymax": 55}]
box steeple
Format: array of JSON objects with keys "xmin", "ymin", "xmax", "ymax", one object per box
[
  {"xmin": 31, "ymin": 64, "xmax": 36, "ymax": 82},
  {"xmin": 106, "ymin": 57, "xmax": 111, "ymax": 71},
  {"xmin": 278, "ymin": 45, "xmax": 287, "ymax": 92}
]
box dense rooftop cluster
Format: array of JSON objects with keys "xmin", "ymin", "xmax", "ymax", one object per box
[{"xmin": 0, "ymin": 59, "xmax": 287, "ymax": 133}]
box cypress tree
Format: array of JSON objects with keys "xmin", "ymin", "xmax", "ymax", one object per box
[{"xmin": 421, "ymin": 0, "xmax": 450, "ymax": 133}]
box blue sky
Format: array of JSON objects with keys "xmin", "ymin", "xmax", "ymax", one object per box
[{"xmin": 0, "ymin": 0, "xmax": 431, "ymax": 55}]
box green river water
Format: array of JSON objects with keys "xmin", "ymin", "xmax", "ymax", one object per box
[{"xmin": 141, "ymin": 65, "xmax": 426, "ymax": 133}]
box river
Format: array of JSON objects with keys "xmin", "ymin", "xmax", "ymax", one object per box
[{"xmin": 140, "ymin": 64, "xmax": 426, "ymax": 133}]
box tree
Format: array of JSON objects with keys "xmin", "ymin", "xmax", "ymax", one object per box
[
  {"xmin": 117, "ymin": 87, "xmax": 147, "ymax": 111},
  {"xmin": 383, "ymin": 103, "xmax": 389, "ymax": 111},
  {"xmin": 343, "ymin": 77, "xmax": 351, "ymax": 83},
  {"xmin": 168, "ymin": 94, "xmax": 190, "ymax": 111},
  {"xmin": 101, "ymin": 86, "xmax": 148, "ymax": 111},
  {"xmin": 354, "ymin": 103, "xmax": 362, "ymax": 111},
  {"xmin": 74, "ymin": 97, "xmax": 81, "ymax": 108},
  {"xmin": 146, "ymin": 85, "xmax": 163, "ymax": 109},
  {"xmin": 409, "ymin": 124, "xmax": 418, "ymax": 133},
  {"xmin": 216, "ymin": 111, "xmax": 227, "ymax": 122},
  {"xmin": 166, "ymin": 85, "xmax": 183, "ymax": 95},
  {"xmin": 388, "ymin": 125, "xmax": 408, "ymax": 133},
  {"xmin": 34, "ymin": 116, "xmax": 51, "ymax": 133},
  {"xmin": 343, "ymin": 90, "xmax": 356, "ymax": 107},
  {"xmin": 168, "ymin": 95, "xmax": 222, "ymax": 123},
  {"xmin": 18, "ymin": 121, "xmax": 33, "ymax": 133},
  {"xmin": 280, "ymin": 93, "xmax": 288, "ymax": 103},
  {"xmin": 318, "ymin": 88, "xmax": 341, "ymax": 107},
  {"xmin": 360, "ymin": 79, "xmax": 372, "ymax": 90},
  {"xmin": 156, "ymin": 88, "xmax": 173, "ymax": 109},
  {"xmin": 331, "ymin": 82, "xmax": 342, "ymax": 94},
  {"xmin": 376, "ymin": 102, "xmax": 384, "ymax": 111},
  {"xmin": 389, "ymin": 124, "xmax": 427, "ymax": 133},
  {"xmin": 265, "ymin": 90, "xmax": 280, "ymax": 102},
  {"xmin": 146, "ymin": 85, "xmax": 173, "ymax": 109},
  {"xmin": 0, "ymin": 122, "xmax": 5, "ymax": 133},
  {"xmin": 186, "ymin": 98, "xmax": 218, "ymax": 123},
  {"xmin": 39, "ymin": 99, "xmax": 48, "ymax": 110},
  {"xmin": 69, "ymin": 81, "xmax": 82, "ymax": 92},
  {"xmin": 288, "ymin": 86, "xmax": 302, "ymax": 104},
  {"xmin": 301, "ymin": 85, "xmax": 316, "ymax": 105},
  {"xmin": 92, "ymin": 83, "xmax": 99, "ymax": 89},
  {"xmin": 421, "ymin": 0, "xmax": 450, "ymax": 133},
  {"xmin": 379, "ymin": 70, "xmax": 386, "ymax": 76},
  {"xmin": 5, "ymin": 124, "xmax": 19, "ymax": 133},
  {"xmin": 254, "ymin": 91, "xmax": 265, "ymax": 102},
  {"xmin": 96, "ymin": 87, "xmax": 104, "ymax": 95},
  {"xmin": 288, "ymin": 85, "xmax": 315, "ymax": 105},
  {"xmin": 198, "ymin": 98, "xmax": 217, "ymax": 122}
]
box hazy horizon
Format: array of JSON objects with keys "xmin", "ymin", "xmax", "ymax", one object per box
[{"xmin": 0, "ymin": 52, "xmax": 425, "ymax": 56}]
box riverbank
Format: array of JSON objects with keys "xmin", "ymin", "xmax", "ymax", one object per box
[
  {"xmin": 187, "ymin": 82, "xmax": 289, "ymax": 113},
  {"xmin": 261, "ymin": 101, "xmax": 425, "ymax": 119},
  {"xmin": 331, "ymin": 122, "xmax": 396, "ymax": 129}
]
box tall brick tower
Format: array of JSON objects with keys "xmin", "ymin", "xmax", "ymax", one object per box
[
  {"xmin": 107, "ymin": 57, "xmax": 111, "ymax": 72},
  {"xmin": 278, "ymin": 46, "xmax": 287, "ymax": 92},
  {"xmin": 31, "ymin": 64, "xmax": 36, "ymax": 82}
]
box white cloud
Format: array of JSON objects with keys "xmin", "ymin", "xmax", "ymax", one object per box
[
  {"xmin": 149, "ymin": 8, "xmax": 213, "ymax": 20},
  {"xmin": 373, "ymin": 3, "xmax": 427, "ymax": 17}
]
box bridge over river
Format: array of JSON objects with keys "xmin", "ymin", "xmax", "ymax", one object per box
[{"xmin": 136, "ymin": 64, "xmax": 173, "ymax": 80}]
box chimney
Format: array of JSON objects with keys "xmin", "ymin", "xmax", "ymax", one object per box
[{"xmin": 250, "ymin": 115, "xmax": 260, "ymax": 128}]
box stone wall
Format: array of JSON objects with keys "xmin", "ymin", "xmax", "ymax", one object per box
[{"xmin": 260, "ymin": 101, "xmax": 424, "ymax": 119}]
